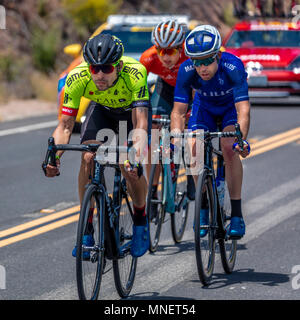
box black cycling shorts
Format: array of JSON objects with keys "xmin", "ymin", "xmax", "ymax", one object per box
[{"xmin": 80, "ymin": 102, "xmax": 134, "ymax": 144}]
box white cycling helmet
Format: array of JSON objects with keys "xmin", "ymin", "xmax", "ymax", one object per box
[
  {"xmin": 151, "ymin": 20, "xmax": 186, "ymax": 48},
  {"xmin": 185, "ymin": 25, "xmax": 221, "ymax": 58}
]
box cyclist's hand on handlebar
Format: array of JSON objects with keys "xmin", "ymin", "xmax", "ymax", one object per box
[
  {"xmin": 123, "ymin": 160, "xmax": 143, "ymax": 180},
  {"xmin": 232, "ymin": 140, "xmax": 250, "ymax": 158},
  {"xmin": 45, "ymin": 158, "xmax": 60, "ymax": 177}
]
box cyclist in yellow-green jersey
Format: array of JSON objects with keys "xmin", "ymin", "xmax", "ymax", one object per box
[{"xmin": 45, "ymin": 34, "xmax": 150, "ymax": 258}]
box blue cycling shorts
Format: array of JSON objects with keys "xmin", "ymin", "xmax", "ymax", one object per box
[{"xmin": 188, "ymin": 103, "xmax": 237, "ymax": 132}]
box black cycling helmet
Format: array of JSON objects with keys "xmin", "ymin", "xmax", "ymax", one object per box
[{"xmin": 83, "ymin": 33, "xmax": 124, "ymax": 65}]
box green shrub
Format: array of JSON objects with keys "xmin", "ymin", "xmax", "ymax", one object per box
[
  {"xmin": 62, "ymin": 0, "xmax": 122, "ymax": 32},
  {"xmin": 31, "ymin": 25, "xmax": 61, "ymax": 74},
  {"xmin": 0, "ymin": 53, "xmax": 17, "ymax": 82}
]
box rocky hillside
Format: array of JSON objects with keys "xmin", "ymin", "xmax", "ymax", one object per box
[{"xmin": 0, "ymin": 0, "xmax": 235, "ymax": 102}]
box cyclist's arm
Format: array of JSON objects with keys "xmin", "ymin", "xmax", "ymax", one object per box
[
  {"xmin": 171, "ymin": 102, "xmax": 188, "ymax": 134},
  {"xmin": 235, "ymin": 100, "xmax": 250, "ymax": 140},
  {"xmin": 52, "ymin": 114, "xmax": 76, "ymax": 158},
  {"xmin": 52, "ymin": 68, "xmax": 82, "ymax": 157},
  {"xmin": 227, "ymin": 56, "xmax": 250, "ymax": 139},
  {"xmin": 171, "ymin": 61, "xmax": 193, "ymax": 134},
  {"xmin": 130, "ymin": 62, "xmax": 150, "ymax": 163},
  {"xmin": 132, "ymin": 106, "xmax": 148, "ymax": 162}
]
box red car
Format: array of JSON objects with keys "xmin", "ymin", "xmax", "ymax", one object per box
[{"xmin": 223, "ymin": 19, "xmax": 300, "ymax": 101}]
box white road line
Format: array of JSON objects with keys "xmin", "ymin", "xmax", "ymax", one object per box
[
  {"xmin": 241, "ymin": 197, "xmax": 300, "ymax": 245},
  {"xmin": 34, "ymin": 177, "xmax": 300, "ymax": 300},
  {"xmin": 0, "ymin": 120, "xmax": 57, "ymax": 137},
  {"xmin": 244, "ymin": 175, "xmax": 300, "ymax": 216}
]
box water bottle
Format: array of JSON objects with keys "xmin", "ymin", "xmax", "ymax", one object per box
[{"xmin": 216, "ymin": 176, "xmax": 225, "ymax": 208}]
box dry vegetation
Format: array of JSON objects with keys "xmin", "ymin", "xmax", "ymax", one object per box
[{"xmin": 0, "ymin": 0, "xmax": 235, "ymax": 105}]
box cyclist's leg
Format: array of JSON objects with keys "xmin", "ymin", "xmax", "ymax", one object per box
[
  {"xmin": 221, "ymin": 107, "xmax": 245, "ymax": 237},
  {"xmin": 220, "ymin": 107, "xmax": 242, "ymax": 200},
  {"xmin": 187, "ymin": 101, "xmax": 217, "ymax": 186},
  {"xmin": 147, "ymin": 77, "xmax": 174, "ymax": 183},
  {"xmin": 187, "ymin": 103, "xmax": 217, "ymax": 237},
  {"xmin": 78, "ymin": 103, "xmax": 112, "ymax": 204},
  {"xmin": 117, "ymin": 110, "xmax": 149, "ymax": 257}
]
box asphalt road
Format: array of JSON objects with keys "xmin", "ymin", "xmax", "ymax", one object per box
[{"xmin": 0, "ymin": 105, "xmax": 300, "ymax": 302}]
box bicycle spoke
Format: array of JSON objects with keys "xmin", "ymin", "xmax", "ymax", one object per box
[
  {"xmin": 146, "ymin": 164, "xmax": 164, "ymax": 252},
  {"xmin": 76, "ymin": 186, "xmax": 105, "ymax": 300},
  {"xmin": 113, "ymin": 180, "xmax": 137, "ymax": 298},
  {"xmin": 171, "ymin": 164, "xmax": 189, "ymax": 243}
]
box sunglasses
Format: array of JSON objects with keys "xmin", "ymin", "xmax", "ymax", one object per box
[
  {"xmin": 89, "ymin": 62, "xmax": 119, "ymax": 74},
  {"xmin": 156, "ymin": 47, "xmax": 180, "ymax": 56},
  {"xmin": 192, "ymin": 56, "xmax": 216, "ymax": 67}
]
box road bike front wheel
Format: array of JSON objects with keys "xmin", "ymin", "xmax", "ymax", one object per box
[
  {"xmin": 146, "ymin": 163, "xmax": 165, "ymax": 252},
  {"xmin": 194, "ymin": 169, "xmax": 217, "ymax": 286},
  {"xmin": 76, "ymin": 184, "xmax": 105, "ymax": 300},
  {"xmin": 113, "ymin": 179, "xmax": 137, "ymax": 298},
  {"xmin": 218, "ymin": 180, "xmax": 237, "ymax": 274},
  {"xmin": 171, "ymin": 163, "xmax": 189, "ymax": 243}
]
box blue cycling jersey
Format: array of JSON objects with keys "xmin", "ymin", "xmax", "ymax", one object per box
[{"xmin": 174, "ymin": 52, "xmax": 249, "ymax": 109}]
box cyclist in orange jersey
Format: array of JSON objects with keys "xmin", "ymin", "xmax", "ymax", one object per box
[{"xmin": 140, "ymin": 20, "xmax": 195, "ymax": 214}]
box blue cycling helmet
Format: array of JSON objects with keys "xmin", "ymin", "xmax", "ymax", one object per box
[{"xmin": 185, "ymin": 25, "xmax": 221, "ymax": 58}]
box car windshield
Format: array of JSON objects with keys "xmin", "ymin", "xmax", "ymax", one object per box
[
  {"xmin": 226, "ymin": 30, "xmax": 300, "ymax": 48},
  {"xmin": 102, "ymin": 30, "xmax": 153, "ymax": 53}
]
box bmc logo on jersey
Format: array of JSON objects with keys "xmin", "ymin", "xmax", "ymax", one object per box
[{"xmin": 66, "ymin": 70, "xmax": 89, "ymax": 87}]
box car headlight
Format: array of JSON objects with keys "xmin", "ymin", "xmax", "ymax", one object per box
[
  {"xmin": 246, "ymin": 61, "xmax": 263, "ymax": 77},
  {"xmin": 287, "ymin": 56, "xmax": 300, "ymax": 74}
]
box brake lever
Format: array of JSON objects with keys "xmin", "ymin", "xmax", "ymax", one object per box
[
  {"xmin": 42, "ymin": 137, "xmax": 60, "ymax": 176},
  {"xmin": 235, "ymin": 123, "xmax": 244, "ymax": 152}
]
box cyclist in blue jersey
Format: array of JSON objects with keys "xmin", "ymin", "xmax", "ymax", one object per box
[{"xmin": 171, "ymin": 25, "xmax": 251, "ymax": 239}]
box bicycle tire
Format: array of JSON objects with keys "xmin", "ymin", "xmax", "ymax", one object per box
[
  {"xmin": 76, "ymin": 184, "xmax": 105, "ymax": 300},
  {"xmin": 146, "ymin": 163, "xmax": 165, "ymax": 252},
  {"xmin": 218, "ymin": 180, "xmax": 237, "ymax": 274},
  {"xmin": 194, "ymin": 169, "xmax": 217, "ymax": 286},
  {"xmin": 113, "ymin": 178, "xmax": 137, "ymax": 298},
  {"xmin": 171, "ymin": 163, "xmax": 189, "ymax": 243}
]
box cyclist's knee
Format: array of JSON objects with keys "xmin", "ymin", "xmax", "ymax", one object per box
[
  {"xmin": 81, "ymin": 152, "xmax": 94, "ymax": 166},
  {"xmin": 221, "ymin": 140, "xmax": 237, "ymax": 161}
]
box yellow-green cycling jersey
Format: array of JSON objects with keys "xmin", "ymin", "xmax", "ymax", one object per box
[{"xmin": 61, "ymin": 56, "xmax": 150, "ymax": 117}]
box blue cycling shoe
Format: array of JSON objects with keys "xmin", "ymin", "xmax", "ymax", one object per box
[
  {"xmin": 72, "ymin": 234, "xmax": 95, "ymax": 259},
  {"xmin": 199, "ymin": 209, "xmax": 209, "ymax": 238},
  {"xmin": 228, "ymin": 217, "xmax": 245, "ymax": 239},
  {"xmin": 130, "ymin": 221, "xmax": 150, "ymax": 258}
]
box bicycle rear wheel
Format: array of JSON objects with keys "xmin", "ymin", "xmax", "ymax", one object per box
[
  {"xmin": 194, "ymin": 169, "xmax": 216, "ymax": 286},
  {"xmin": 113, "ymin": 178, "xmax": 137, "ymax": 298},
  {"xmin": 146, "ymin": 163, "xmax": 165, "ymax": 252},
  {"xmin": 171, "ymin": 163, "xmax": 189, "ymax": 243},
  {"xmin": 218, "ymin": 180, "xmax": 237, "ymax": 274},
  {"xmin": 76, "ymin": 184, "xmax": 105, "ymax": 300}
]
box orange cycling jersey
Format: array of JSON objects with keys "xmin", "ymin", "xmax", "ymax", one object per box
[{"xmin": 139, "ymin": 45, "xmax": 188, "ymax": 87}]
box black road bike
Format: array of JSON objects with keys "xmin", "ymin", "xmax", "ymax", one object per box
[
  {"xmin": 193, "ymin": 123, "xmax": 244, "ymax": 285},
  {"xmin": 42, "ymin": 137, "xmax": 137, "ymax": 299}
]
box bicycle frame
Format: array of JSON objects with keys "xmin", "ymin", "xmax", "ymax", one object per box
[
  {"xmin": 42, "ymin": 138, "xmax": 131, "ymax": 260},
  {"xmin": 154, "ymin": 119, "xmax": 187, "ymax": 215},
  {"xmin": 92, "ymin": 158, "xmax": 133, "ymax": 260},
  {"xmin": 203, "ymin": 135, "xmax": 227, "ymax": 238}
]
